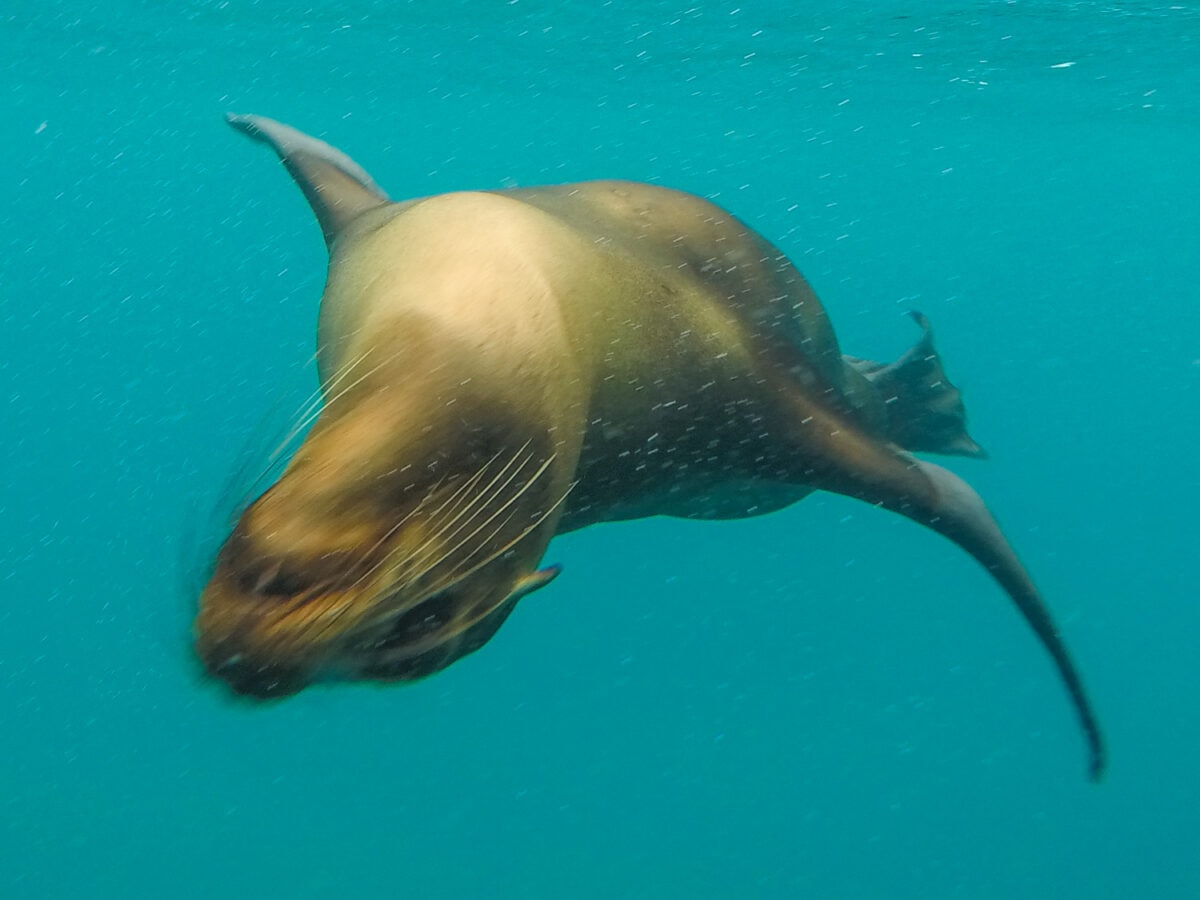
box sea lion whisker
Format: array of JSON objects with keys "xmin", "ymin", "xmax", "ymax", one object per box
[
  {"xmin": 339, "ymin": 463, "xmax": 494, "ymax": 599},
  {"xmin": 355, "ymin": 504, "xmax": 524, "ymax": 645},
  {"xmin": 279, "ymin": 349, "xmax": 329, "ymax": 432},
  {"xmin": 427, "ymin": 479, "xmax": 576, "ymax": 596},
  {"xmin": 340, "ymin": 481, "xmax": 449, "ymax": 595},
  {"xmin": 270, "ymin": 348, "xmax": 370, "ymax": 465},
  {"xmin": 377, "ymin": 485, "xmax": 576, "ymax": 660},
  {"xmin": 315, "ymin": 351, "xmax": 395, "ymax": 419},
  {"xmin": 264, "ymin": 578, "xmax": 341, "ymax": 624},
  {"xmin": 349, "ymin": 506, "xmax": 521, "ymax": 640},
  {"xmin": 421, "ymin": 448, "xmax": 534, "ymax": 544},
  {"xmin": 274, "ymin": 349, "xmax": 368, "ymax": 451},
  {"xmin": 286, "ymin": 353, "xmax": 391, "ymax": 449},
  {"xmin": 358, "ymin": 447, "xmax": 526, "ymax": 591},
  {"xmin": 427, "ymin": 509, "xmax": 520, "ymax": 589},
  {"xmin": 412, "ymin": 451, "xmax": 550, "ymax": 577},
  {"xmin": 396, "ymin": 443, "xmax": 537, "ymax": 575},
  {"xmin": 334, "ymin": 472, "xmax": 490, "ymax": 615},
  {"xmin": 292, "ymin": 591, "xmax": 362, "ymax": 650},
  {"xmin": 418, "ymin": 443, "xmax": 526, "ymax": 539},
  {"xmin": 228, "ymin": 350, "xmax": 376, "ymax": 517},
  {"xmin": 272, "ymin": 351, "xmax": 391, "ymax": 472},
  {"xmin": 340, "ymin": 447, "xmax": 514, "ymax": 602},
  {"xmin": 415, "ymin": 454, "xmax": 560, "ymax": 587},
  {"xmin": 236, "ymin": 354, "xmax": 395, "ymax": 512},
  {"xmin": 368, "ymin": 513, "xmax": 524, "ymax": 656}
]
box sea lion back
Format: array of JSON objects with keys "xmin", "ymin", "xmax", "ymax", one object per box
[{"xmin": 500, "ymin": 180, "xmax": 848, "ymax": 392}]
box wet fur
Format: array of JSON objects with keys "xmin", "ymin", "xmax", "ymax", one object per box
[{"xmin": 194, "ymin": 115, "xmax": 1106, "ymax": 781}]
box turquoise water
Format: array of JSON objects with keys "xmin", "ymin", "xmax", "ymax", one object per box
[{"xmin": 3, "ymin": 2, "xmax": 1198, "ymax": 896}]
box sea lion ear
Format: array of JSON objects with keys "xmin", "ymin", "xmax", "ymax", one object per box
[
  {"xmin": 226, "ymin": 113, "xmax": 390, "ymax": 250},
  {"xmin": 506, "ymin": 565, "xmax": 562, "ymax": 603}
]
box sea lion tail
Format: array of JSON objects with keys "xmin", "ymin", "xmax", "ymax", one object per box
[
  {"xmin": 226, "ymin": 113, "xmax": 390, "ymax": 249},
  {"xmin": 846, "ymin": 312, "xmax": 986, "ymax": 459}
]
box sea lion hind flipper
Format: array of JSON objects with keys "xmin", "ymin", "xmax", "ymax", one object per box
[
  {"xmin": 847, "ymin": 311, "xmax": 986, "ymax": 458},
  {"xmin": 905, "ymin": 459, "xmax": 1106, "ymax": 781},
  {"xmin": 787, "ymin": 415, "xmax": 1104, "ymax": 781},
  {"xmin": 226, "ymin": 113, "xmax": 390, "ymax": 249}
]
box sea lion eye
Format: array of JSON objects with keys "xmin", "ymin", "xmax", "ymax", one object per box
[
  {"xmin": 243, "ymin": 559, "xmax": 314, "ymax": 599},
  {"xmin": 386, "ymin": 588, "xmax": 456, "ymax": 641}
]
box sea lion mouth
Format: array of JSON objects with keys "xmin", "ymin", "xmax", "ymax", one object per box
[
  {"xmin": 341, "ymin": 580, "xmax": 527, "ymax": 683},
  {"xmin": 363, "ymin": 587, "xmax": 462, "ymax": 653},
  {"xmin": 195, "ymin": 580, "xmax": 452, "ymax": 698}
]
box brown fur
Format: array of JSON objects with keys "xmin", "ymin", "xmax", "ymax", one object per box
[{"xmin": 195, "ymin": 116, "xmax": 1104, "ymax": 781}]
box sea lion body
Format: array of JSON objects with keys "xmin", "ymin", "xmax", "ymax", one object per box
[
  {"xmin": 326, "ymin": 181, "xmax": 888, "ymax": 527},
  {"xmin": 195, "ymin": 115, "xmax": 1105, "ymax": 781}
]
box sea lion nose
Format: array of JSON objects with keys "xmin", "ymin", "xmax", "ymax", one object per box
[{"xmin": 199, "ymin": 644, "xmax": 307, "ymax": 699}]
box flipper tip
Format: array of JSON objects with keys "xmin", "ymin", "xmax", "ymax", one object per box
[
  {"xmin": 221, "ymin": 112, "xmax": 391, "ymax": 248},
  {"xmin": 1087, "ymin": 743, "xmax": 1107, "ymax": 784},
  {"xmin": 225, "ymin": 112, "xmax": 269, "ymax": 140},
  {"xmin": 907, "ymin": 309, "xmax": 931, "ymax": 331}
]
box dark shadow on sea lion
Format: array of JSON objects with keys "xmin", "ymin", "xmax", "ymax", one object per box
[{"xmin": 194, "ymin": 114, "xmax": 1105, "ymax": 782}]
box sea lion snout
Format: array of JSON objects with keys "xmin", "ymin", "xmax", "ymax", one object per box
[
  {"xmin": 195, "ymin": 418, "xmax": 570, "ymax": 697},
  {"xmin": 193, "ymin": 558, "xmax": 324, "ymax": 698},
  {"xmin": 198, "ymin": 644, "xmax": 308, "ymax": 700}
]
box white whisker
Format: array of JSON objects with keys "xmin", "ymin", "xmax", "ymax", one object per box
[
  {"xmin": 341, "ymin": 445, "xmax": 515, "ymax": 604},
  {"xmin": 339, "ymin": 478, "xmax": 448, "ymax": 596},
  {"xmin": 374, "ymin": 482, "xmax": 575, "ymax": 663},
  {"xmin": 416, "ymin": 453, "xmax": 558, "ymax": 585},
  {"xmin": 400, "ymin": 442, "xmax": 535, "ymax": 575},
  {"xmin": 232, "ymin": 349, "xmax": 375, "ymax": 517},
  {"xmin": 271, "ymin": 349, "xmax": 368, "ymax": 459},
  {"xmin": 424, "ymin": 477, "xmax": 574, "ymax": 600},
  {"xmin": 279, "ymin": 351, "xmax": 390, "ymax": 457}
]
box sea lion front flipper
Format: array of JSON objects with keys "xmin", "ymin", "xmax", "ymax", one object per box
[
  {"xmin": 226, "ymin": 113, "xmax": 390, "ymax": 249},
  {"xmin": 784, "ymin": 407, "xmax": 1105, "ymax": 781},
  {"xmin": 507, "ymin": 565, "xmax": 562, "ymax": 602}
]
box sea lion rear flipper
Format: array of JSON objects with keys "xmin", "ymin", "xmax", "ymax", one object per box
[
  {"xmin": 787, "ymin": 411, "xmax": 1105, "ymax": 781},
  {"xmin": 905, "ymin": 458, "xmax": 1105, "ymax": 782},
  {"xmin": 226, "ymin": 113, "xmax": 390, "ymax": 249},
  {"xmin": 846, "ymin": 312, "xmax": 986, "ymax": 458}
]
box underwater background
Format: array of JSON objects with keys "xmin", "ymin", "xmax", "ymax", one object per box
[{"xmin": 2, "ymin": 1, "xmax": 1197, "ymax": 897}]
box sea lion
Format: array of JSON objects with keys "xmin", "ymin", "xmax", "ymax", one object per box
[{"xmin": 195, "ymin": 113, "xmax": 1105, "ymax": 781}]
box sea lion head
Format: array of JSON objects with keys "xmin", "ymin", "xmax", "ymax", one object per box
[
  {"xmin": 196, "ymin": 114, "xmax": 570, "ymax": 698},
  {"xmin": 194, "ymin": 365, "xmax": 565, "ymax": 699}
]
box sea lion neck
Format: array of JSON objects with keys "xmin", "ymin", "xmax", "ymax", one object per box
[{"xmin": 314, "ymin": 191, "xmax": 588, "ymax": 381}]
